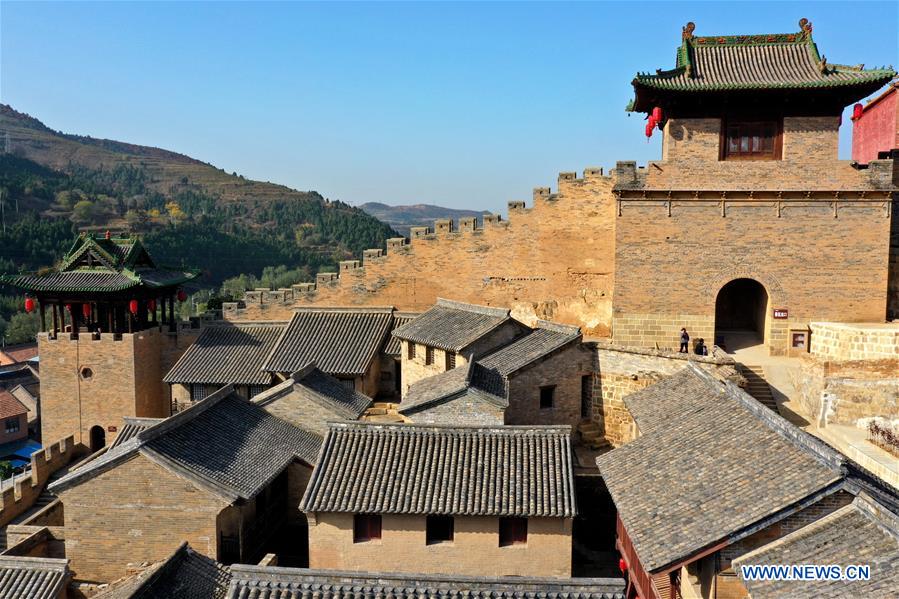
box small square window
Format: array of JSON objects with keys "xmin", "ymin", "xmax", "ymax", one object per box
[
  {"xmin": 445, "ymin": 351, "xmax": 456, "ymax": 370},
  {"xmin": 425, "ymin": 346, "xmax": 434, "ymax": 366},
  {"xmin": 791, "ymin": 332, "xmax": 807, "ymax": 349},
  {"xmin": 5, "ymin": 417, "xmax": 20, "ymax": 434},
  {"xmin": 407, "ymin": 342, "xmax": 416, "ymax": 360},
  {"xmin": 499, "ymin": 517, "xmax": 527, "ymax": 547},
  {"xmin": 426, "ymin": 515, "xmax": 454, "ymax": 545},
  {"xmin": 353, "ymin": 514, "xmax": 382, "ymax": 543},
  {"xmin": 540, "ymin": 385, "xmax": 555, "ymax": 409}
]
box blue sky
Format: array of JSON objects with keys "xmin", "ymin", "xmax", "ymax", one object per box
[{"xmin": 2, "ymin": 2, "xmax": 896, "ymax": 213}]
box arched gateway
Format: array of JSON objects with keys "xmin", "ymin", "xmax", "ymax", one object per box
[{"xmin": 714, "ymin": 279, "xmax": 769, "ymax": 350}]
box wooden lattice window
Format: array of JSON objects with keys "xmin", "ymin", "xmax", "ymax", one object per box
[
  {"xmin": 445, "ymin": 351, "xmax": 456, "ymax": 370},
  {"xmin": 407, "ymin": 342, "xmax": 416, "ymax": 360},
  {"xmin": 722, "ymin": 120, "xmax": 781, "ymax": 160},
  {"xmin": 425, "ymin": 346, "xmax": 434, "ymax": 366}
]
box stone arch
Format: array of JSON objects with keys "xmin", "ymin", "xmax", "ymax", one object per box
[{"xmin": 708, "ymin": 268, "xmax": 786, "ymax": 352}]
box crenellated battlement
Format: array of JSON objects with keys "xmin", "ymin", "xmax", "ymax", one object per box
[
  {"xmin": 0, "ymin": 436, "xmax": 78, "ymax": 527},
  {"xmin": 225, "ymin": 166, "xmax": 619, "ymax": 330}
]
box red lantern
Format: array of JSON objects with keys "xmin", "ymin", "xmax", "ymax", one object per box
[
  {"xmin": 65, "ymin": 303, "xmax": 72, "ymax": 313},
  {"xmin": 619, "ymin": 557, "xmax": 628, "ymax": 572},
  {"xmin": 645, "ymin": 122, "xmax": 654, "ymax": 138},
  {"xmin": 852, "ymin": 103, "xmax": 863, "ymax": 120},
  {"xmin": 652, "ymin": 106, "xmax": 663, "ymax": 123},
  {"xmin": 82, "ymin": 303, "xmax": 91, "ymax": 318},
  {"xmin": 177, "ymin": 289, "xmax": 187, "ymax": 302},
  {"xmin": 148, "ymin": 299, "xmax": 156, "ymax": 312},
  {"xmin": 129, "ymin": 299, "xmax": 139, "ymax": 315},
  {"xmin": 24, "ymin": 297, "xmax": 35, "ymax": 313},
  {"xmin": 105, "ymin": 230, "xmax": 111, "ymax": 240}
]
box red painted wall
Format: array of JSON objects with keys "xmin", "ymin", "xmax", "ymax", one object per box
[{"xmin": 852, "ymin": 84, "xmax": 899, "ymax": 164}]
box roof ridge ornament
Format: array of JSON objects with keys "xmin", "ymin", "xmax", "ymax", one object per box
[
  {"xmin": 682, "ymin": 21, "xmax": 695, "ymax": 41},
  {"xmin": 799, "ymin": 18, "xmax": 813, "ymax": 41}
]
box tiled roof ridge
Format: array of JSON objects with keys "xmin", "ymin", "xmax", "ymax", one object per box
[
  {"xmin": 689, "ymin": 363, "xmax": 845, "ymax": 471},
  {"xmin": 327, "ymin": 420, "xmax": 571, "ymax": 435},
  {"xmin": 250, "ymin": 377, "xmax": 297, "ymax": 406},
  {"xmin": 292, "ymin": 306, "xmax": 395, "ymax": 314},
  {"xmin": 0, "ymin": 388, "xmax": 30, "ymax": 415},
  {"xmin": 121, "ymin": 416, "xmax": 165, "ymax": 427},
  {"xmin": 435, "ymin": 297, "xmax": 510, "ymax": 317},
  {"xmin": 295, "ymin": 365, "xmax": 373, "ymax": 419},
  {"xmin": 853, "ymin": 492, "xmax": 899, "ymax": 540},
  {"xmin": 227, "ymin": 564, "xmax": 625, "ymax": 593},
  {"xmin": 0, "ymin": 555, "xmax": 69, "ymax": 571},
  {"xmin": 534, "ymin": 319, "xmax": 582, "ymax": 335}
]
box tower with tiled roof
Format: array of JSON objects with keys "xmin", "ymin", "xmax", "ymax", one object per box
[{"xmin": 0, "ymin": 232, "xmax": 199, "ymax": 450}]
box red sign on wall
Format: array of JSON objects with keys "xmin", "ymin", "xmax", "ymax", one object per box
[
  {"xmin": 773, "ymin": 308, "xmax": 789, "ymax": 319},
  {"xmin": 107, "ymin": 425, "xmax": 118, "ymax": 432}
]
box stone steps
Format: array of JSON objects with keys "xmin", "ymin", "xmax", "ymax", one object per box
[
  {"xmin": 738, "ymin": 364, "xmax": 778, "ymax": 412},
  {"xmin": 577, "ymin": 420, "xmax": 610, "ymax": 450}
]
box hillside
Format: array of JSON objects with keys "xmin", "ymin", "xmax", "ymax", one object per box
[
  {"xmin": 359, "ymin": 202, "xmax": 490, "ymax": 236},
  {"xmin": 0, "ymin": 105, "xmax": 397, "ymax": 274},
  {"xmin": 0, "ymin": 105, "xmax": 399, "ymax": 343}
]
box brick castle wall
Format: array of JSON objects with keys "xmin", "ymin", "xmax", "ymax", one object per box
[
  {"xmin": 223, "ymin": 122, "xmax": 895, "ymax": 356},
  {"xmin": 307, "ymin": 512, "xmax": 572, "ymax": 577}
]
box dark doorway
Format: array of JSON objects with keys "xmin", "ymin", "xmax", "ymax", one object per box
[
  {"xmin": 714, "ymin": 279, "xmax": 769, "ymax": 345},
  {"xmin": 581, "ymin": 375, "xmax": 592, "ymax": 419},
  {"xmin": 89, "ymin": 425, "xmax": 106, "ymax": 452},
  {"xmin": 394, "ymin": 359, "xmax": 402, "ymax": 394}
]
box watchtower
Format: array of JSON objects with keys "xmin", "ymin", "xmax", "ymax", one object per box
[{"xmin": 0, "ymin": 233, "xmax": 199, "ymax": 449}]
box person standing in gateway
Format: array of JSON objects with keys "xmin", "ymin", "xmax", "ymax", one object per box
[{"xmin": 679, "ymin": 328, "xmax": 690, "ymax": 353}]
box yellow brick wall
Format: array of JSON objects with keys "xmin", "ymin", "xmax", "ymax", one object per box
[
  {"xmin": 58, "ymin": 453, "xmax": 228, "ymax": 583},
  {"xmin": 307, "ymin": 512, "xmax": 572, "ymax": 577}
]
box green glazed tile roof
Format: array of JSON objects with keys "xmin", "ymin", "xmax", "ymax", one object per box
[
  {"xmin": 0, "ymin": 233, "xmax": 198, "ymax": 293},
  {"xmin": 629, "ymin": 20, "xmax": 895, "ymax": 109}
]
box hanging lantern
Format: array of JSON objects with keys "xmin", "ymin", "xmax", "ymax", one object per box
[
  {"xmin": 129, "ymin": 299, "xmax": 139, "ymax": 315},
  {"xmin": 177, "ymin": 289, "xmax": 187, "ymax": 302},
  {"xmin": 648, "ymin": 114, "xmax": 658, "ymax": 128},
  {"xmin": 65, "ymin": 303, "xmax": 72, "ymax": 313},
  {"xmin": 619, "ymin": 558, "xmax": 628, "ymax": 572},
  {"xmin": 82, "ymin": 303, "xmax": 91, "ymax": 318},
  {"xmin": 148, "ymin": 299, "xmax": 157, "ymax": 312},
  {"xmin": 105, "ymin": 230, "xmax": 111, "ymax": 240},
  {"xmin": 24, "ymin": 297, "xmax": 35, "ymax": 313},
  {"xmin": 645, "ymin": 122, "xmax": 654, "ymax": 138},
  {"xmin": 652, "ymin": 106, "xmax": 663, "ymax": 123},
  {"xmin": 852, "ymin": 103, "xmax": 863, "ymax": 120}
]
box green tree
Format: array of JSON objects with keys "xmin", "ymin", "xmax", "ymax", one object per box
[
  {"xmin": 5, "ymin": 311, "xmax": 40, "ymax": 344},
  {"xmin": 71, "ymin": 199, "xmax": 99, "ymax": 224}
]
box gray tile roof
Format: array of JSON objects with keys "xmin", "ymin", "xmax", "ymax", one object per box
[
  {"xmin": 478, "ymin": 321, "xmax": 581, "ymax": 377},
  {"xmin": 301, "ymin": 421, "xmax": 576, "ymax": 517},
  {"xmin": 0, "ymin": 555, "xmax": 69, "ymax": 599},
  {"xmin": 392, "ymin": 298, "xmax": 512, "ymax": 352},
  {"xmin": 226, "ymin": 566, "xmax": 625, "ymax": 599},
  {"xmin": 733, "ymin": 494, "xmax": 899, "ymax": 599},
  {"xmin": 399, "ymin": 361, "xmax": 507, "ymax": 415},
  {"xmin": 264, "ymin": 308, "xmax": 393, "ymax": 376},
  {"xmin": 596, "ymin": 364, "xmax": 845, "ymax": 573},
  {"xmin": 109, "ymin": 417, "xmax": 164, "ymax": 449},
  {"xmin": 384, "ymin": 312, "xmax": 419, "ymax": 356},
  {"xmin": 50, "ymin": 387, "xmax": 323, "ymax": 502},
  {"xmin": 93, "ymin": 542, "xmax": 231, "ymax": 599},
  {"xmin": 164, "ymin": 324, "xmax": 285, "ymax": 385},
  {"xmin": 253, "ymin": 364, "xmax": 373, "ymax": 420}
]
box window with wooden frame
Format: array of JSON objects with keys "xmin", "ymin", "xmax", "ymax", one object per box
[
  {"xmin": 722, "ymin": 119, "xmax": 781, "ymax": 160},
  {"xmin": 499, "ymin": 517, "xmax": 528, "ymax": 547},
  {"xmin": 425, "ymin": 346, "xmax": 435, "ymax": 366},
  {"xmin": 353, "ymin": 514, "xmax": 382, "ymax": 543},
  {"xmin": 407, "ymin": 342, "xmax": 416, "ymax": 360},
  {"xmin": 445, "ymin": 351, "xmax": 456, "ymax": 370},
  {"xmin": 5, "ymin": 417, "xmax": 20, "ymax": 434},
  {"xmin": 426, "ymin": 515, "xmax": 454, "ymax": 545}
]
